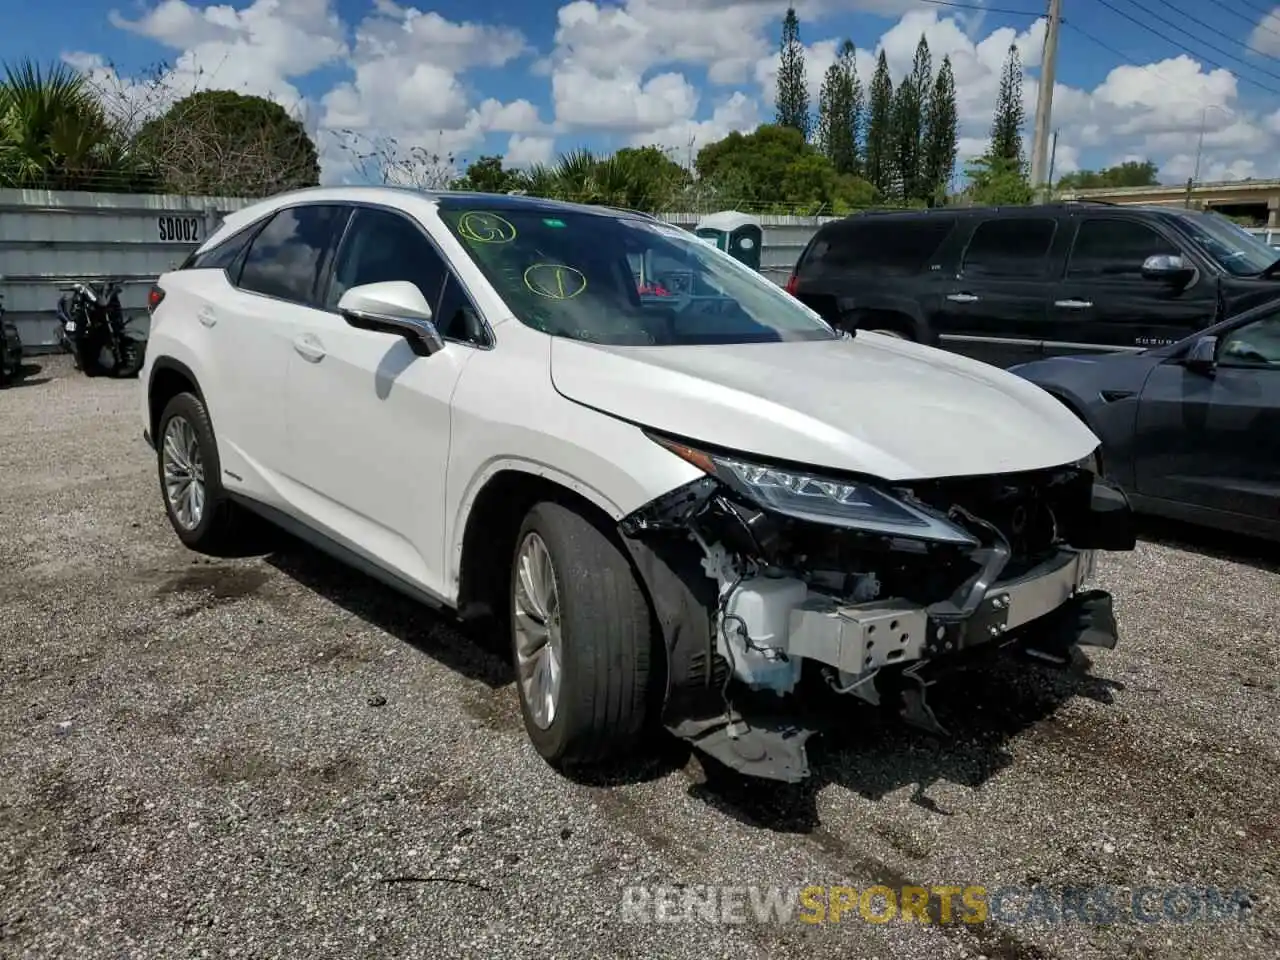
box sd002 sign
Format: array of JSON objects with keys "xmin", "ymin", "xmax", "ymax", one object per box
[{"xmin": 158, "ymin": 216, "xmax": 201, "ymax": 243}]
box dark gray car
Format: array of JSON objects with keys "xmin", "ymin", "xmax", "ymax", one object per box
[{"xmin": 1010, "ymin": 297, "xmax": 1280, "ymax": 542}]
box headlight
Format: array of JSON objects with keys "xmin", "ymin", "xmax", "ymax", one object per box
[{"xmin": 649, "ymin": 434, "xmax": 978, "ymax": 546}]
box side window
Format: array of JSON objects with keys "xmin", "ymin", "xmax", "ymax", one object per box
[
  {"xmin": 1067, "ymin": 219, "xmax": 1180, "ymax": 279},
  {"xmin": 962, "ymin": 218, "xmax": 1057, "ymax": 278},
  {"xmin": 326, "ymin": 207, "xmax": 447, "ymax": 313},
  {"xmin": 435, "ymin": 275, "xmax": 488, "ymax": 345},
  {"xmin": 181, "ymin": 226, "xmax": 257, "ymax": 272},
  {"xmin": 238, "ymin": 205, "xmax": 349, "ymax": 305},
  {"xmin": 816, "ymin": 217, "xmax": 956, "ymax": 276},
  {"xmin": 1219, "ymin": 313, "xmax": 1280, "ymax": 367}
]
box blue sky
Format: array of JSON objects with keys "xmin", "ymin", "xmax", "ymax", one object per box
[{"xmin": 7, "ymin": 0, "xmax": 1280, "ymax": 186}]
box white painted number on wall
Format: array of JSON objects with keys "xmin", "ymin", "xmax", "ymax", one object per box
[{"xmin": 158, "ymin": 216, "xmax": 201, "ymax": 243}]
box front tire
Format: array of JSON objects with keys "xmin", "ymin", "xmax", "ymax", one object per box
[
  {"xmin": 156, "ymin": 392, "xmax": 243, "ymax": 553},
  {"xmin": 510, "ymin": 501, "xmax": 654, "ymax": 767}
]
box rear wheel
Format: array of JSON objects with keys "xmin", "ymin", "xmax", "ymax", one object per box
[
  {"xmin": 510, "ymin": 501, "xmax": 654, "ymax": 767},
  {"xmin": 156, "ymin": 391, "xmax": 244, "ymax": 553}
]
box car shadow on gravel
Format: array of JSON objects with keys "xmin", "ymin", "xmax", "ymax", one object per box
[
  {"xmin": 1136, "ymin": 515, "xmax": 1279, "ymax": 573},
  {"xmin": 260, "ymin": 530, "xmax": 513, "ymax": 689},
  {"xmin": 686, "ymin": 652, "xmax": 1123, "ymax": 835}
]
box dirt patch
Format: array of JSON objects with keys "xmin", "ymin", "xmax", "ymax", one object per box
[
  {"xmin": 198, "ymin": 748, "xmax": 282, "ymax": 785},
  {"xmin": 156, "ymin": 564, "xmax": 270, "ymax": 602}
]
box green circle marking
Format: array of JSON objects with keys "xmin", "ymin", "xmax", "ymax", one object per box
[
  {"xmin": 458, "ymin": 212, "xmax": 516, "ymax": 244},
  {"xmin": 524, "ymin": 263, "xmax": 587, "ymax": 300}
]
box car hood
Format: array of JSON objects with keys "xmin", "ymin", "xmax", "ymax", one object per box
[{"xmin": 549, "ymin": 333, "xmax": 1100, "ymax": 481}]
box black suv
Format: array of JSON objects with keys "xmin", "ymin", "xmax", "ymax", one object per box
[{"xmin": 786, "ymin": 201, "xmax": 1280, "ymax": 368}]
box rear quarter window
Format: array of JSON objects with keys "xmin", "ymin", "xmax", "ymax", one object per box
[{"xmin": 803, "ymin": 216, "xmax": 957, "ymax": 277}]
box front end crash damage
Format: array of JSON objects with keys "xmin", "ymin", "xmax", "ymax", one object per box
[{"xmin": 617, "ymin": 434, "xmax": 1136, "ymax": 783}]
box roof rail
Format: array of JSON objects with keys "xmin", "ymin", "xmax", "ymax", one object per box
[{"xmin": 1058, "ymin": 197, "xmax": 1119, "ymax": 206}]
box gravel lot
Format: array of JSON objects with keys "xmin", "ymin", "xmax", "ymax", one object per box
[{"xmin": 2, "ymin": 355, "xmax": 1279, "ymax": 960}]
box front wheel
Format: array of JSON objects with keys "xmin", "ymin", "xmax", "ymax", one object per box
[{"xmin": 510, "ymin": 501, "xmax": 655, "ymax": 767}]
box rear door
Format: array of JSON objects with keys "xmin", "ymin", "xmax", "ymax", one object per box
[
  {"xmin": 1133, "ymin": 307, "xmax": 1280, "ymax": 525},
  {"xmin": 1047, "ymin": 215, "xmax": 1217, "ymax": 358},
  {"xmin": 196, "ymin": 202, "xmax": 349, "ymax": 491},
  {"xmin": 935, "ymin": 214, "xmax": 1061, "ymax": 368}
]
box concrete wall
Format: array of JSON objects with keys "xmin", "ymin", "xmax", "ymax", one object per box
[{"xmin": 0, "ymin": 189, "xmax": 833, "ymax": 353}]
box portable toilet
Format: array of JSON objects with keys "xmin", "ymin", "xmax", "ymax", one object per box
[{"xmin": 695, "ymin": 211, "xmax": 764, "ymax": 271}]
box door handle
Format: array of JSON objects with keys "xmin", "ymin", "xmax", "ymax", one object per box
[
  {"xmin": 293, "ymin": 334, "xmax": 325, "ymax": 363},
  {"xmin": 197, "ymin": 307, "xmax": 216, "ymax": 327},
  {"xmin": 1054, "ymin": 299, "xmax": 1093, "ymax": 309},
  {"xmin": 946, "ymin": 293, "xmax": 980, "ymax": 303}
]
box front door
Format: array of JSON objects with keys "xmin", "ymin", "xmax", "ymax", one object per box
[
  {"xmin": 934, "ymin": 215, "xmax": 1061, "ymax": 368},
  {"xmin": 1047, "ymin": 216, "xmax": 1217, "ymax": 359},
  {"xmin": 283, "ymin": 205, "xmax": 480, "ymax": 598},
  {"xmin": 1133, "ymin": 307, "xmax": 1280, "ymax": 522}
]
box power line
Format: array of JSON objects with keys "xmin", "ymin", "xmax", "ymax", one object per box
[
  {"xmin": 1211, "ymin": 0, "xmax": 1280, "ymax": 42},
  {"xmin": 1156, "ymin": 0, "xmax": 1280, "ymax": 62},
  {"xmin": 1090, "ymin": 0, "xmax": 1280, "ymax": 95},
  {"xmin": 914, "ymin": 0, "xmax": 1045, "ymax": 16},
  {"xmin": 1218, "ymin": 0, "xmax": 1280, "ymax": 27}
]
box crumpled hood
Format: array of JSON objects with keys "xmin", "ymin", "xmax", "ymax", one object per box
[{"xmin": 550, "ymin": 333, "xmax": 1099, "ymax": 481}]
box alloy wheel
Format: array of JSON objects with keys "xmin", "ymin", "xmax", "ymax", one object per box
[
  {"xmin": 161, "ymin": 416, "xmax": 206, "ymax": 530},
  {"xmin": 513, "ymin": 532, "xmax": 564, "ymax": 730}
]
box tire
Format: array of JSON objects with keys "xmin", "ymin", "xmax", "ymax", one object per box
[
  {"xmin": 509, "ymin": 500, "xmax": 654, "ymax": 767},
  {"xmin": 156, "ymin": 391, "xmax": 243, "ymax": 554},
  {"xmin": 112, "ymin": 338, "xmax": 146, "ymax": 379}
]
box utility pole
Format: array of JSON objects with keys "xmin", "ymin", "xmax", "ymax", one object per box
[{"xmin": 1030, "ymin": 0, "xmax": 1063, "ymax": 202}]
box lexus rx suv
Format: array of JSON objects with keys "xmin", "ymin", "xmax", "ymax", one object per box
[{"xmin": 140, "ymin": 186, "xmax": 1135, "ymax": 782}]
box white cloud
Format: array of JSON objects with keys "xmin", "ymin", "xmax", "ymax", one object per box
[
  {"xmin": 505, "ymin": 134, "xmax": 556, "ymax": 168},
  {"xmin": 65, "ymin": 0, "xmax": 1280, "ymax": 186},
  {"xmin": 1248, "ymin": 7, "xmax": 1280, "ymax": 57}
]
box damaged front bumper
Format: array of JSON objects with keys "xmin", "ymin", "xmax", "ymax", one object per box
[
  {"xmin": 786, "ymin": 546, "xmax": 1113, "ymax": 679},
  {"xmin": 618, "ymin": 444, "xmax": 1135, "ymax": 783}
]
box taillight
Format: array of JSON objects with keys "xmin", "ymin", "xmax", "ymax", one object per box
[
  {"xmin": 785, "ymin": 273, "xmax": 799, "ymax": 295},
  {"xmin": 147, "ymin": 285, "xmax": 165, "ymax": 313}
]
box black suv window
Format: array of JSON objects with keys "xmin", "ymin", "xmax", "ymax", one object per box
[
  {"xmin": 962, "ymin": 217, "xmax": 1057, "ymax": 278},
  {"xmin": 183, "ymin": 227, "xmax": 257, "ymax": 272},
  {"xmin": 806, "ymin": 216, "xmax": 956, "ymax": 276},
  {"xmin": 327, "ymin": 206, "xmax": 487, "ymax": 345},
  {"xmin": 238, "ymin": 204, "xmax": 349, "ymax": 304},
  {"xmin": 1067, "ymin": 218, "xmax": 1180, "ymax": 279}
]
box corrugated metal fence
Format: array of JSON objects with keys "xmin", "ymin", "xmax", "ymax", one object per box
[
  {"xmin": 0, "ymin": 188, "xmax": 255, "ymax": 352},
  {"xmin": 0, "ymin": 188, "xmax": 833, "ymax": 353}
]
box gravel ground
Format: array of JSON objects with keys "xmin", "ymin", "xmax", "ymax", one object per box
[{"xmin": 2, "ymin": 355, "xmax": 1279, "ymax": 960}]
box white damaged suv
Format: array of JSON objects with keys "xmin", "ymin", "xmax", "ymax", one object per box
[{"xmin": 140, "ymin": 187, "xmax": 1135, "ymax": 781}]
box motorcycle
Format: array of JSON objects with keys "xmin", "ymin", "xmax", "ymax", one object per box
[
  {"xmin": 56, "ymin": 280, "xmax": 147, "ymax": 378},
  {"xmin": 0, "ymin": 288, "xmax": 23, "ymax": 386}
]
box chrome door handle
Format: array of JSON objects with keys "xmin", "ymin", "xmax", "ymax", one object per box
[
  {"xmin": 946, "ymin": 293, "xmax": 980, "ymax": 303},
  {"xmin": 293, "ymin": 334, "xmax": 325, "ymax": 363},
  {"xmin": 197, "ymin": 307, "xmax": 216, "ymax": 327},
  {"xmin": 1054, "ymin": 299, "xmax": 1093, "ymax": 309}
]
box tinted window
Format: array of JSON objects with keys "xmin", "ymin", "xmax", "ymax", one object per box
[
  {"xmin": 435, "ymin": 274, "xmax": 488, "ymax": 345},
  {"xmin": 326, "ymin": 207, "xmax": 448, "ymax": 312},
  {"xmin": 439, "ymin": 205, "xmax": 834, "ymax": 346},
  {"xmin": 962, "ymin": 218, "xmax": 1057, "ymax": 278},
  {"xmin": 1174, "ymin": 211, "xmax": 1279, "ymax": 278},
  {"xmin": 1067, "ymin": 219, "xmax": 1180, "ymax": 279},
  {"xmin": 808, "ymin": 217, "xmax": 956, "ymax": 276},
  {"xmin": 238, "ymin": 205, "xmax": 348, "ymax": 304},
  {"xmin": 183, "ymin": 226, "xmax": 257, "ymax": 271},
  {"xmin": 1219, "ymin": 312, "xmax": 1280, "ymax": 367}
]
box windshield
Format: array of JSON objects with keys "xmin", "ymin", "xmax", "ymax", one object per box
[
  {"xmin": 437, "ymin": 204, "xmax": 836, "ymax": 346},
  {"xmin": 1174, "ymin": 211, "xmax": 1280, "ymax": 277}
]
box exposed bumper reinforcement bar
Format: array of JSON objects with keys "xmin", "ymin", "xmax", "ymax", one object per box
[{"xmin": 786, "ymin": 548, "xmax": 1103, "ymax": 675}]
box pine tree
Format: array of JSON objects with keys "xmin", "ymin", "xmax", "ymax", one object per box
[
  {"xmin": 817, "ymin": 40, "xmax": 861, "ymax": 176},
  {"xmin": 892, "ymin": 35, "xmax": 932, "ymax": 204},
  {"xmin": 923, "ymin": 55, "xmax": 958, "ymax": 205},
  {"xmin": 990, "ymin": 43, "xmax": 1026, "ymax": 166},
  {"xmin": 775, "ymin": 8, "xmax": 810, "ymax": 140},
  {"xmin": 865, "ymin": 49, "xmax": 894, "ymax": 199}
]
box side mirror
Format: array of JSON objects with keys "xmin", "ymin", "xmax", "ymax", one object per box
[
  {"xmin": 1184, "ymin": 334, "xmax": 1217, "ymax": 373},
  {"xmin": 337, "ymin": 281, "xmax": 444, "ymax": 356},
  {"xmin": 1141, "ymin": 254, "xmax": 1194, "ymax": 285}
]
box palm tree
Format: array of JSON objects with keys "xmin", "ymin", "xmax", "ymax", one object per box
[{"xmin": 0, "ymin": 59, "xmax": 153, "ymax": 191}]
